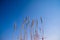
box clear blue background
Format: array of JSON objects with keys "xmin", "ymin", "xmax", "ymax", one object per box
[{"xmin": 0, "ymin": 0, "xmax": 60, "ymax": 40}]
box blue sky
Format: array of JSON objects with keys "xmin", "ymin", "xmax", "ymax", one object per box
[{"xmin": 0, "ymin": 0, "xmax": 60, "ymax": 40}]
